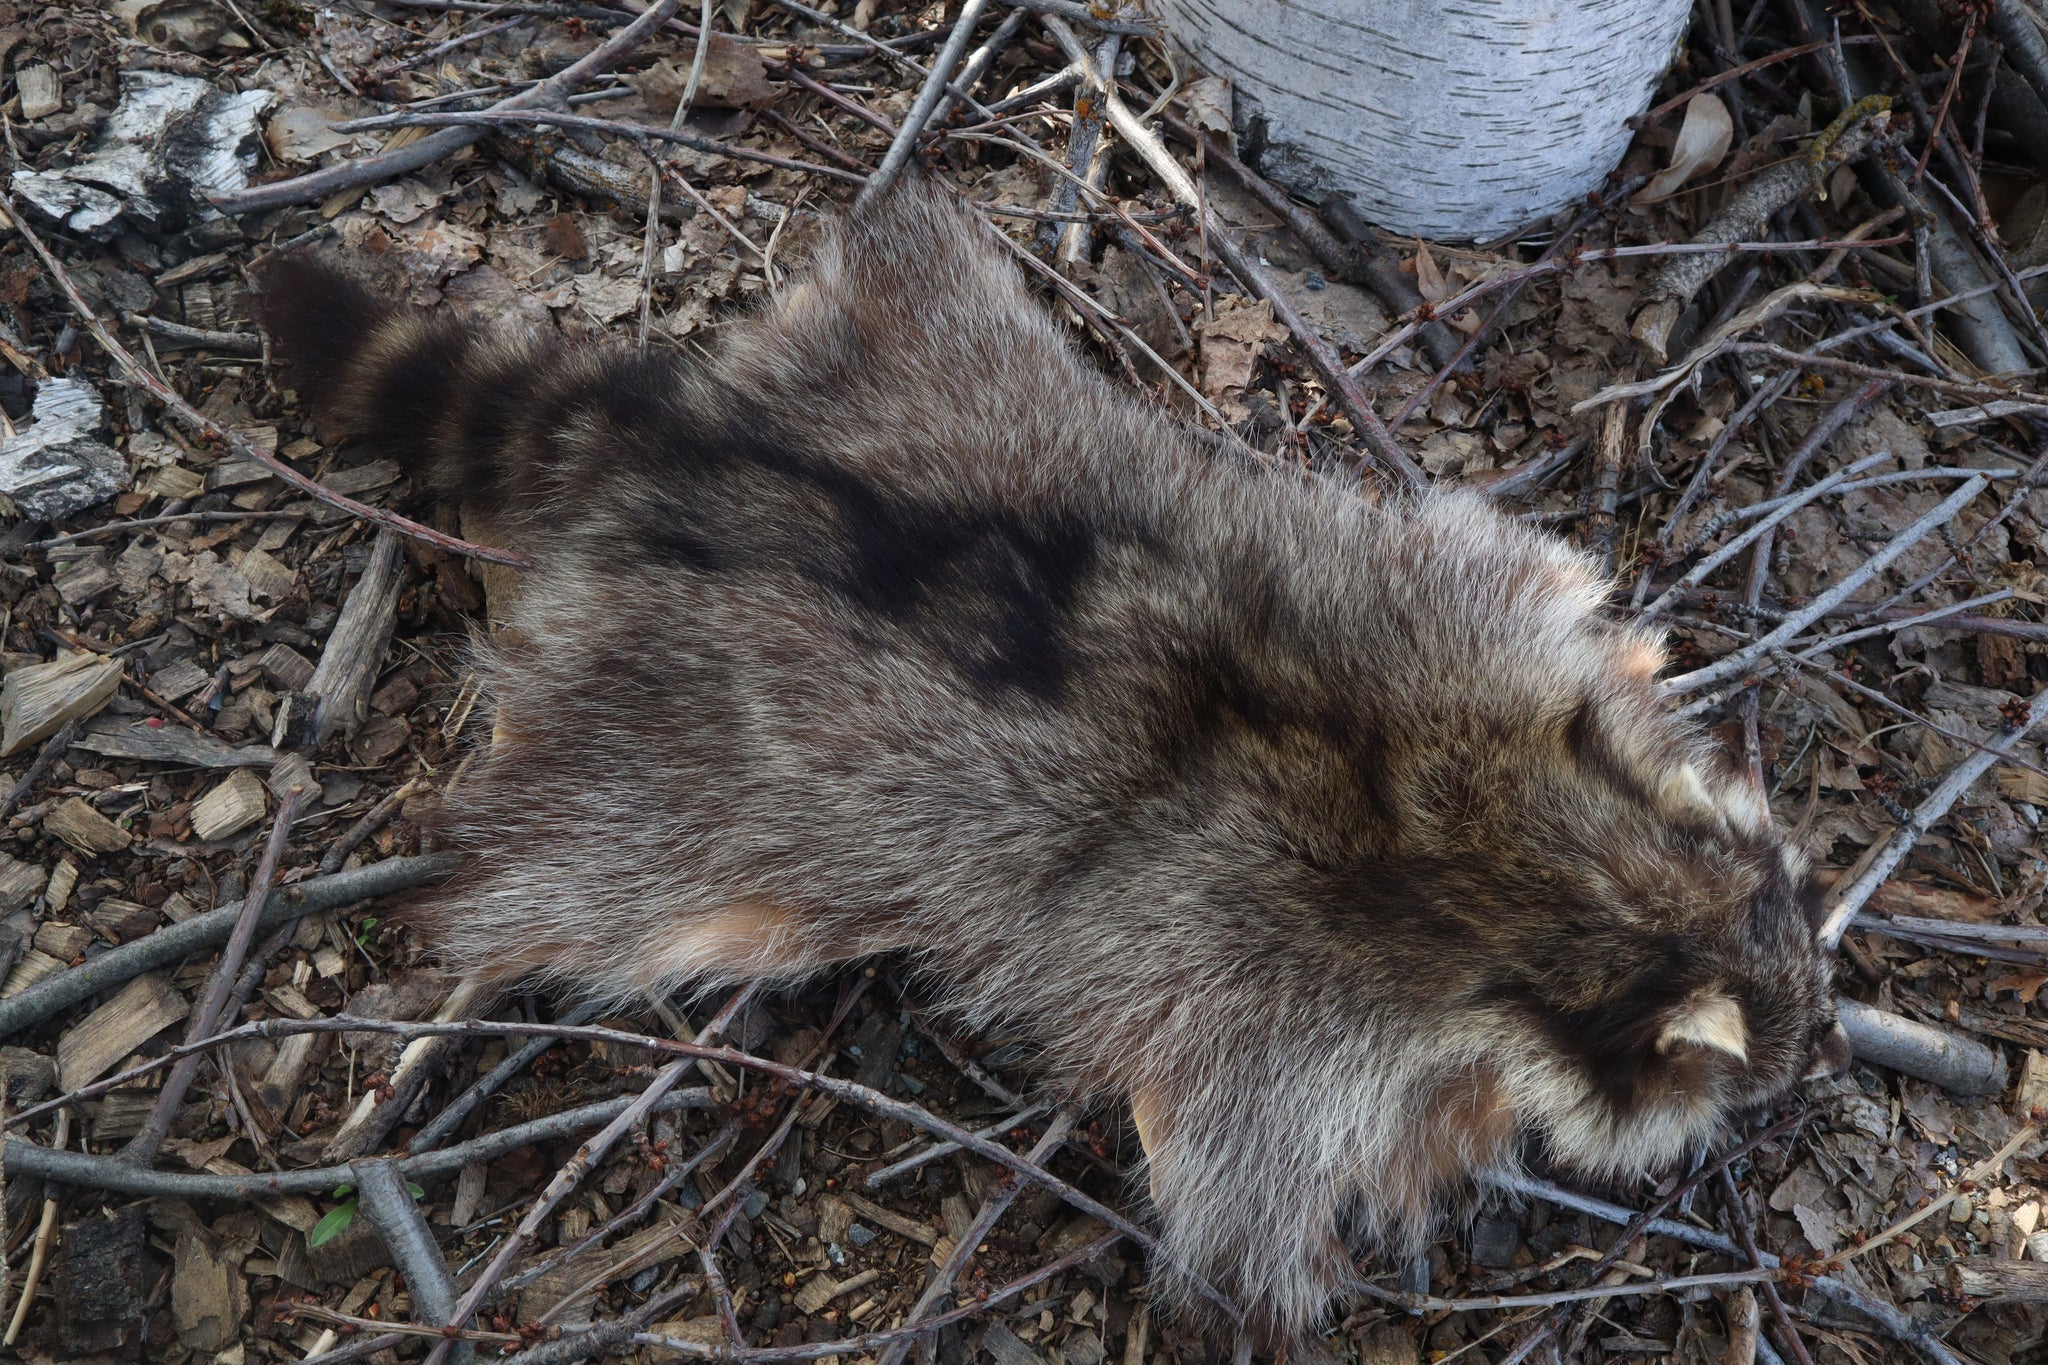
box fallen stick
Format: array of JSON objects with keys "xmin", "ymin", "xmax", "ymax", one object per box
[
  {"xmin": 860, "ymin": 0, "xmax": 992, "ymax": 204},
  {"xmin": 876, "ymin": 1113, "xmax": 1076, "ymax": 1365},
  {"xmin": 355, "ymin": 1157, "xmax": 471, "ymax": 1365},
  {"xmin": 1631, "ymin": 100, "xmax": 1894, "ymax": 362},
  {"xmin": 1836, "ymin": 999, "xmax": 2007, "ymax": 1096},
  {"xmin": 0, "ymin": 1089, "xmax": 713, "ymax": 1197},
  {"xmin": 210, "ymin": 0, "xmax": 682, "ymax": 216},
  {"xmin": 0, "ymin": 853, "xmax": 457, "ymax": 1042},
  {"xmin": 1818, "ymin": 700, "xmax": 2046, "ymax": 947},
  {"xmin": 421, "ymin": 1055, "xmax": 701, "ymax": 1365},
  {"xmin": 122, "ymin": 788, "xmax": 301, "ymax": 1168},
  {"xmin": 1659, "ymin": 475, "xmax": 1989, "ymax": 695},
  {"xmin": 1500, "ymin": 1175, "xmax": 1967, "ymax": 1365}
]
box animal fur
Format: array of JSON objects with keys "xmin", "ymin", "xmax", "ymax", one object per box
[{"xmin": 252, "ymin": 186, "xmax": 1849, "ymax": 1347}]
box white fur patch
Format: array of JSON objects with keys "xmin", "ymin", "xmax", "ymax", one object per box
[{"xmin": 1655, "ymin": 993, "xmax": 1749, "ymax": 1061}]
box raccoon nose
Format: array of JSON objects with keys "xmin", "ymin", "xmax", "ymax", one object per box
[{"xmin": 1803, "ymin": 1021, "xmax": 1852, "ymax": 1081}]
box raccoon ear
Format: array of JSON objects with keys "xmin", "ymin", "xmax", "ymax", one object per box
[
  {"xmin": 1129, "ymin": 1085, "xmax": 1173, "ymax": 1204},
  {"xmin": 1654, "ymin": 993, "xmax": 1749, "ymax": 1062}
]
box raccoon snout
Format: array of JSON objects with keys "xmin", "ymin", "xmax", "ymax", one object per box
[{"xmin": 1802, "ymin": 1020, "xmax": 1853, "ymax": 1081}]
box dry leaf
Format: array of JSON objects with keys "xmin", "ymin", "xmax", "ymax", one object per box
[
  {"xmin": 1409, "ymin": 243, "xmax": 1481, "ymax": 336},
  {"xmin": 1185, "ymin": 75, "xmax": 1233, "ymax": 148},
  {"xmin": 264, "ymin": 105, "xmax": 352, "ymax": 162},
  {"xmin": 626, "ymin": 38, "xmax": 777, "ymax": 112},
  {"xmin": 1637, "ymin": 92, "xmax": 1733, "ymax": 202},
  {"xmin": 1411, "ymin": 242, "xmax": 1447, "ymax": 302},
  {"xmin": 1194, "ymin": 296, "xmax": 1287, "ymax": 416}
]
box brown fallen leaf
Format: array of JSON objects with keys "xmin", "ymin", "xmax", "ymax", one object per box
[
  {"xmin": 627, "ymin": 38, "xmax": 777, "ymax": 112},
  {"xmin": 1194, "ymin": 295, "xmax": 1287, "ymax": 418}
]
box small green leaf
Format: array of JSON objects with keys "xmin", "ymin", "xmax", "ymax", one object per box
[
  {"xmin": 331, "ymin": 1183, "xmax": 354, "ymax": 1199},
  {"xmin": 406, "ymin": 1181, "xmax": 425, "ymax": 1201},
  {"xmin": 309, "ymin": 1198, "xmax": 358, "ymax": 1248}
]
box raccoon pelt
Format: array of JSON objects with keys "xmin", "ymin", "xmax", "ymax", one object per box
[{"xmin": 252, "ymin": 184, "xmax": 1848, "ymax": 1350}]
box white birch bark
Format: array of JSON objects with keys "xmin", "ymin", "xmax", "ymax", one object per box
[{"xmin": 1150, "ymin": 0, "xmax": 1692, "ymax": 241}]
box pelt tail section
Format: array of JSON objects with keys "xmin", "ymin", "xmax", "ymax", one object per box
[{"xmin": 251, "ymin": 252, "xmax": 688, "ymax": 519}]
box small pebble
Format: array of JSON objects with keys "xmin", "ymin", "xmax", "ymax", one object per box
[
  {"xmin": 827, "ymin": 1242, "xmax": 848, "ymax": 1267},
  {"xmin": 1302, "ymin": 271, "xmax": 1326, "ymax": 291},
  {"xmin": 745, "ymin": 1189, "xmax": 770, "ymax": 1218},
  {"xmin": 629, "ymin": 1265, "xmax": 660, "ymax": 1293},
  {"xmin": 1950, "ymin": 1194, "xmax": 1975, "ymax": 1224},
  {"xmin": 847, "ymin": 1223, "xmax": 877, "ymax": 1247},
  {"xmin": 900, "ymin": 1074, "xmax": 925, "ymax": 1094}
]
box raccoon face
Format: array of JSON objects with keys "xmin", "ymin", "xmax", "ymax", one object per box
[{"xmin": 1487, "ymin": 762, "xmax": 1847, "ymax": 1179}]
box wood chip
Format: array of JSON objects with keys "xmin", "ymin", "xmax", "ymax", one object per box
[
  {"xmin": 75, "ymin": 719, "xmax": 276, "ymax": 769},
  {"xmin": 1950, "ymin": 1256, "xmax": 2048, "ymax": 1303},
  {"xmin": 45, "ymin": 796, "xmax": 131, "ymax": 853},
  {"xmin": 322, "ymin": 459, "xmax": 403, "ymax": 495},
  {"xmin": 57, "ymin": 971, "xmax": 190, "ymax": 1091},
  {"xmin": 58, "ymin": 1206, "xmax": 147, "ymax": 1356},
  {"xmin": 258, "ymin": 643, "xmax": 315, "ymax": 691},
  {"xmin": 237, "ymin": 547, "xmax": 297, "ymax": 600},
  {"xmin": 33, "ymin": 920, "xmax": 91, "ymax": 960},
  {"xmin": 17, "ymin": 63, "xmax": 59, "ymax": 121},
  {"xmin": 1, "ymin": 652, "xmax": 121, "ymax": 755},
  {"xmin": 2019, "ymin": 1049, "xmax": 2048, "ymax": 1118},
  {"xmin": 172, "ymin": 1227, "xmax": 250, "ymax": 1353},
  {"xmin": 190, "ymin": 767, "xmax": 268, "ymax": 840},
  {"xmin": 268, "ymin": 751, "xmax": 321, "ymax": 802},
  {"xmin": 157, "ymin": 251, "xmax": 231, "ymax": 288},
  {"xmin": 264, "ymin": 983, "xmax": 321, "ymax": 1020},
  {"xmin": 53, "ymin": 553, "xmax": 117, "ymax": 605},
  {"xmin": 148, "ymin": 656, "xmax": 212, "ymax": 700},
  {"xmin": 1, "ymin": 948, "xmax": 68, "ymax": 997},
  {"xmin": 148, "ymin": 463, "xmax": 206, "ymax": 500},
  {"xmin": 88, "ymin": 897, "xmax": 158, "ymax": 942},
  {"xmin": 0, "ymin": 851, "xmax": 47, "ymax": 912},
  {"xmin": 841, "ymin": 1190, "xmax": 938, "ymax": 1244}
]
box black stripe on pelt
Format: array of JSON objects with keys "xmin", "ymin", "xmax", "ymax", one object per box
[
  {"xmin": 614, "ymin": 411, "xmax": 1108, "ymax": 702},
  {"xmin": 363, "ymin": 317, "xmax": 476, "ymax": 464},
  {"xmin": 1508, "ymin": 930, "xmax": 1697, "ymax": 1110},
  {"xmin": 250, "ymin": 254, "xmax": 395, "ymax": 400}
]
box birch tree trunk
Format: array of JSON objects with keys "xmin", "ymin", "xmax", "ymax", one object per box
[{"xmin": 1151, "ymin": 0, "xmax": 1693, "ymax": 241}]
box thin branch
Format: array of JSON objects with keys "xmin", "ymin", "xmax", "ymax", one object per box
[
  {"xmin": 210, "ymin": 0, "xmax": 683, "ymax": 215},
  {"xmin": 1819, "ymin": 699, "xmax": 2045, "ymax": 947},
  {"xmin": 123, "ymin": 788, "xmax": 301, "ymax": 1167},
  {"xmin": 862, "ymin": 0, "xmax": 992, "ymax": 203},
  {"xmin": 330, "ymin": 107, "xmax": 866, "ymax": 182},
  {"xmin": 1660, "ymin": 475, "xmax": 1989, "ymax": 695},
  {"xmin": 1, "ymin": 1088, "xmax": 714, "ymax": 1198},
  {"xmin": 0, "ymin": 854, "xmax": 457, "ymax": 1048},
  {"xmin": 0, "ymin": 721, "xmax": 76, "ymax": 825},
  {"xmin": 1041, "ymin": 16, "xmax": 1425, "ymax": 489}
]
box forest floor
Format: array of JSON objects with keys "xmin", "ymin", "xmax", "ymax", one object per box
[{"xmin": 1, "ymin": 0, "xmax": 2047, "ymax": 1362}]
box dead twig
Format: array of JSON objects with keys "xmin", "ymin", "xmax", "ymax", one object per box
[
  {"xmin": 0, "ymin": 853, "xmax": 458, "ymax": 1044},
  {"xmin": 1, "ymin": 1087, "xmax": 715, "ymax": 1197},
  {"xmin": 861, "ymin": 0, "xmax": 992, "ymax": 203},
  {"xmin": 1818, "ymin": 698, "xmax": 2044, "ymax": 947},
  {"xmin": 1659, "ymin": 474, "xmax": 1989, "ymax": 695},
  {"xmin": 0, "ymin": 721, "xmax": 77, "ymax": 825},
  {"xmin": 122, "ymin": 786, "xmax": 302, "ymax": 1166},
  {"xmin": 1041, "ymin": 16, "xmax": 1425, "ymax": 489},
  {"xmin": 210, "ymin": 0, "xmax": 683, "ymax": 215}
]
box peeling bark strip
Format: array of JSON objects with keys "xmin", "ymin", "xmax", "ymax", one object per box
[{"xmin": 1150, "ymin": 0, "xmax": 1691, "ymax": 241}]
